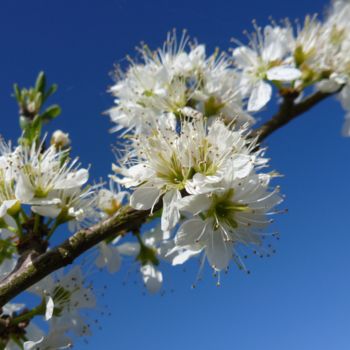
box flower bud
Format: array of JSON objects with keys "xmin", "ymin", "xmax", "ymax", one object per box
[{"xmin": 51, "ymin": 130, "xmax": 70, "ymax": 148}]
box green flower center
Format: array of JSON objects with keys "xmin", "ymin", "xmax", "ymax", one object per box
[{"xmin": 207, "ymin": 189, "xmax": 248, "ymax": 230}]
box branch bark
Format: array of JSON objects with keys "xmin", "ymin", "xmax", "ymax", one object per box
[
  {"xmin": 253, "ymin": 90, "xmax": 337, "ymax": 142},
  {"xmin": 0, "ymin": 206, "xmax": 152, "ymax": 307},
  {"xmin": 0, "ymin": 87, "xmax": 340, "ymax": 307}
]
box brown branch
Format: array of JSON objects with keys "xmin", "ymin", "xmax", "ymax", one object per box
[
  {"xmin": 0, "ymin": 206, "xmax": 153, "ymax": 307},
  {"xmin": 0, "ymin": 87, "xmax": 341, "ymax": 307},
  {"xmin": 253, "ymin": 89, "xmax": 338, "ymax": 143}
]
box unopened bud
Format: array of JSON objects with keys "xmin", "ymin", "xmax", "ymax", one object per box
[{"xmin": 51, "ymin": 130, "xmax": 70, "ymax": 148}]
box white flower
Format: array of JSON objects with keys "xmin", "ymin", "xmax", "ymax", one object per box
[
  {"xmin": 232, "ymin": 24, "xmax": 300, "ymax": 112},
  {"xmin": 97, "ymin": 180, "xmax": 128, "ymax": 217},
  {"xmin": 5, "ymin": 323, "xmax": 44, "ymax": 350},
  {"xmin": 108, "ymin": 31, "xmax": 253, "ymax": 134},
  {"xmin": 139, "ymin": 264, "xmax": 163, "ymax": 294},
  {"xmin": 113, "ymin": 115, "xmax": 263, "ymax": 233},
  {"xmin": 31, "ymin": 185, "xmax": 100, "ymax": 232},
  {"xmin": 15, "ymin": 144, "xmax": 89, "ymax": 205},
  {"xmin": 1, "ymin": 304, "xmax": 45, "ymax": 350},
  {"xmin": 0, "ymin": 139, "xmax": 20, "ymax": 182},
  {"xmin": 2, "ymin": 302, "xmax": 24, "ymax": 316},
  {"xmin": 23, "ymin": 325, "xmax": 72, "ymax": 350},
  {"xmin": 175, "ymin": 170, "xmax": 282, "ymax": 271},
  {"xmin": 29, "ymin": 266, "xmax": 96, "ymax": 336},
  {"xmin": 95, "ymin": 242, "xmax": 121, "ymax": 273},
  {"xmin": 104, "ymin": 227, "xmax": 173, "ymax": 293},
  {"xmin": 0, "ymin": 169, "xmax": 20, "ymax": 219}
]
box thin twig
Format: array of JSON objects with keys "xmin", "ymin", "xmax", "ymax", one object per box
[{"xmin": 253, "ymin": 89, "xmax": 339, "ymax": 142}]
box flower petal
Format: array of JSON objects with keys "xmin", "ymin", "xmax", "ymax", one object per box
[
  {"xmin": 175, "ymin": 219, "xmax": 207, "ymax": 248},
  {"xmin": 178, "ymin": 195, "xmax": 211, "ymax": 215},
  {"xmin": 266, "ymin": 66, "xmax": 301, "ymax": 82},
  {"xmin": 140, "ymin": 264, "xmax": 163, "ymax": 294},
  {"xmin": 130, "ymin": 186, "xmax": 161, "ymax": 210},
  {"xmin": 45, "ymin": 297, "xmax": 54, "ymax": 321},
  {"xmin": 161, "ymin": 189, "xmax": 181, "ymax": 232},
  {"xmin": 205, "ymin": 228, "xmax": 233, "ymax": 271},
  {"xmin": 247, "ymin": 80, "xmax": 272, "ymax": 112}
]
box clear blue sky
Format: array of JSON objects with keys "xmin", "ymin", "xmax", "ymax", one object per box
[{"xmin": 2, "ymin": 0, "xmax": 350, "ymax": 349}]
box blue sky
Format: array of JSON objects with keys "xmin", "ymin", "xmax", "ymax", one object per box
[{"xmin": 2, "ymin": 0, "xmax": 350, "ymax": 349}]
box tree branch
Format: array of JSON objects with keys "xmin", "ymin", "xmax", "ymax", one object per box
[
  {"xmin": 0, "ymin": 87, "xmax": 341, "ymax": 307},
  {"xmin": 0, "ymin": 206, "xmax": 153, "ymax": 307},
  {"xmin": 253, "ymin": 89, "xmax": 338, "ymax": 142}
]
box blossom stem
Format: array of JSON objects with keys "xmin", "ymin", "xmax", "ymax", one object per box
[
  {"xmin": 47, "ymin": 220, "xmax": 60, "ymax": 240},
  {"xmin": 20, "ymin": 208, "xmax": 28, "ymax": 222},
  {"xmin": 12, "ymin": 214, "xmax": 24, "ymax": 239},
  {"xmin": 33, "ymin": 214, "xmax": 41, "ymax": 235},
  {"xmin": 11, "ymin": 300, "xmax": 45, "ymax": 325}
]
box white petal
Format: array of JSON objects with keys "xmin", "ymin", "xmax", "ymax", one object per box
[
  {"xmin": 205, "ymin": 228, "xmax": 233, "ymax": 271},
  {"xmin": 226, "ymin": 154, "xmax": 254, "ymax": 180},
  {"xmin": 161, "ymin": 189, "xmax": 181, "ymax": 232},
  {"xmin": 15, "ymin": 173, "xmax": 34, "ymax": 202},
  {"xmin": 266, "ymin": 66, "xmax": 301, "ymax": 82},
  {"xmin": 140, "ymin": 264, "xmax": 163, "ymax": 294},
  {"xmin": 232, "ymin": 46, "xmax": 258, "ymax": 68},
  {"xmin": 185, "ymin": 173, "xmax": 224, "ymax": 194},
  {"xmin": 143, "ymin": 225, "xmax": 168, "ymax": 245},
  {"xmin": 247, "ymin": 80, "xmax": 272, "ymax": 112},
  {"xmin": 117, "ymin": 242, "xmax": 140, "ymax": 256},
  {"xmin": 24, "ymin": 337, "xmax": 44, "ymax": 350},
  {"xmin": 178, "ymin": 195, "xmax": 211, "ymax": 215},
  {"xmin": 175, "ymin": 219, "xmax": 207, "ymax": 248},
  {"xmin": 0, "ymin": 200, "xmax": 18, "ymax": 217},
  {"xmin": 45, "ymin": 297, "xmax": 54, "ymax": 321},
  {"xmin": 96, "ymin": 243, "xmax": 121, "ymax": 274},
  {"xmin": 130, "ymin": 186, "xmax": 161, "ymax": 210},
  {"xmin": 56, "ymin": 169, "xmax": 89, "ymax": 189},
  {"xmin": 31, "ymin": 205, "xmax": 61, "ymax": 218},
  {"xmin": 171, "ymin": 249, "xmax": 201, "ymax": 265}
]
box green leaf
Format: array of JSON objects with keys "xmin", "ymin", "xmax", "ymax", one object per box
[
  {"xmin": 13, "ymin": 83, "xmax": 21, "ymax": 102},
  {"xmin": 35, "ymin": 71, "xmax": 46, "ymax": 94},
  {"xmin": 40, "ymin": 104, "xmax": 61, "ymax": 122},
  {"xmin": 43, "ymin": 84, "xmax": 58, "ymax": 102}
]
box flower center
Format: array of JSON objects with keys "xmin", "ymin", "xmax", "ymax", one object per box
[{"xmin": 207, "ymin": 189, "xmax": 248, "ymax": 230}]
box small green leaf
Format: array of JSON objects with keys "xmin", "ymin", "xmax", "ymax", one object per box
[
  {"xmin": 13, "ymin": 83, "xmax": 21, "ymax": 102},
  {"xmin": 40, "ymin": 104, "xmax": 61, "ymax": 122},
  {"xmin": 35, "ymin": 71, "xmax": 46, "ymax": 94},
  {"xmin": 43, "ymin": 84, "xmax": 58, "ymax": 102}
]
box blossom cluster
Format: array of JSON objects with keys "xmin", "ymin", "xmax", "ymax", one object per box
[
  {"xmin": 0, "ymin": 134, "xmax": 101, "ymax": 348},
  {"xmin": 232, "ymin": 0, "xmax": 350, "ymax": 133},
  {"xmin": 1, "ymin": 0, "xmax": 350, "ymax": 348},
  {"xmin": 0, "ymin": 138, "xmax": 97, "ymax": 233},
  {"xmin": 108, "ymin": 0, "xmax": 350, "ymax": 135}
]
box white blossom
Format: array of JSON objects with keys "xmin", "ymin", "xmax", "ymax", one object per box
[
  {"xmin": 232, "ymin": 24, "xmax": 301, "ymax": 112},
  {"xmin": 108, "ymin": 31, "xmax": 253, "ymax": 134},
  {"xmin": 97, "ymin": 180, "xmax": 128, "ymax": 218},
  {"xmin": 113, "ymin": 115, "xmax": 264, "ymax": 233},
  {"xmin": 29, "ymin": 266, "xmax": 96, "ymax": 337},
  {"xmin": 23, "ymin": 324, "xmax": 72, "ymax": 350},
  {"xmin": 15, "ymin": 144, "xmax": 89, "ymax": 206},
  {"xmin": 175, "ymin": 170, "xmax": 282, "ymax": 271},
  {"xmin": 100, "ymin": 227, "xmax": 174, "ymax": 293}
]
